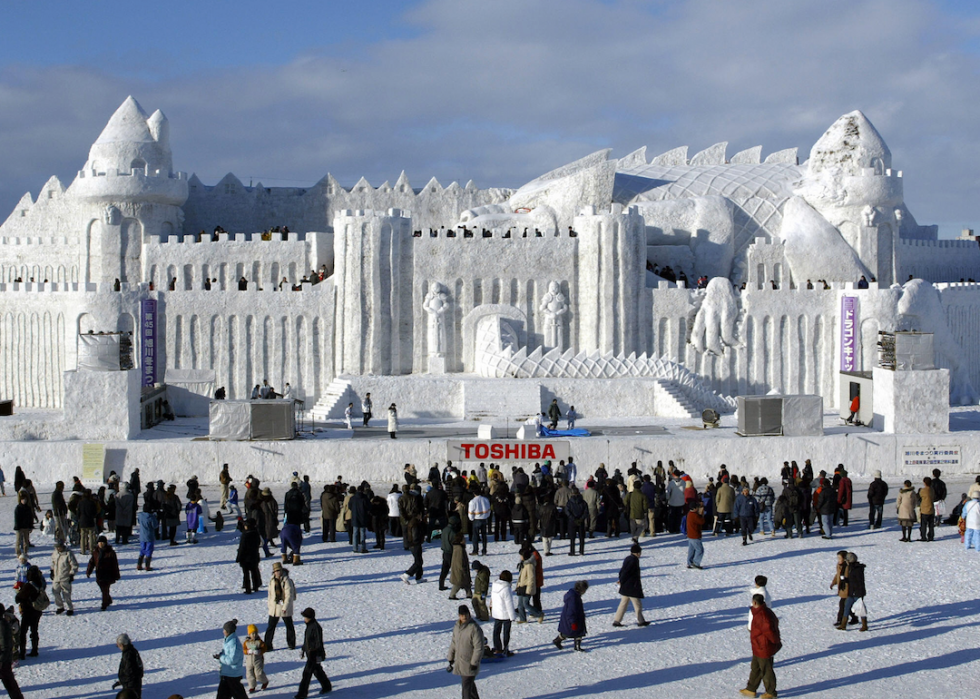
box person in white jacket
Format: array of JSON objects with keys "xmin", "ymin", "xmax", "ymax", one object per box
[
  {"xmin": 746, "ymin": 575, "xmax": 773, "ymax": 630},
  {"xmin": 964, "ymin": 492, "xmax": 980, "ymax": 551},
  {"xmin": 50, "ymin": 540, "xmax": 79, "ymax": 615},
  {"xmin": 489, "ymin": 570, "xmax": 517, "ymax": 657}
]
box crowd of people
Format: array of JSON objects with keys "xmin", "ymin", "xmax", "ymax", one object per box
[{"xmin": 0, "ymin": 456, "xmax": 978, "ymax": 699}]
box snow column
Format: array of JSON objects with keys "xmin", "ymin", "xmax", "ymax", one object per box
[
  {"xmin": 332, "ymin": 209, "xmax": 412, "ymax": 376},
  {"xmin": 574, "ymin": 204, "xmax": 645, "ymax": 356}
]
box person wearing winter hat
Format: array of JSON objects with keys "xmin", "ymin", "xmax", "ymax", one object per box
[
  {"xmin": 86, "ymin": 535, "xmax": 120, "ymax": 611},
  {"xmin": 867, "ymin": 471, "xmax": 888, "ymax": 530},
  {"xmin": 214, "ymin": 619, "xmax": 248, "ymax": 698},
  {"xmin": 447, "ymin": 605, "xmax": 485, "ymax": 698},
  {"xmin": 296, "ymin": 608, "xmax": 331, "ymax": 697},
  {"xmin": 243, "ymin": 624, "xmax": 269, "ymax": 692},
  {"xmin": 264, "ymin": 562, "xmax": 297, "ymax": 651}
]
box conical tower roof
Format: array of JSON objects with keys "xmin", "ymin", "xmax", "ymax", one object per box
[
  {"xmin": 807, "ymin": 110, "xmax": 891, "ymax": 177},
  {"xmin": 94, "ymin": 96, "xmax": 154, "ymax": 145}
]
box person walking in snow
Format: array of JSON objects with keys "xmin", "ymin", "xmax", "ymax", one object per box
[
  {"xmin": 111, "ymin": 634, "xmax": 143, "ymax": 698},
  {"xmin": 613, "ymin": 543, "xmax": 650, "ymax": 628},
  {"xmin": 214, "ymin": 619, "xmax": 248, "ymax": 699},
  {"xmin": 86, "ymin": 535, "xmax": 120, "ymax": 611},
  {"xmin": 243, "ymin": 624, "xmax": 268, "ymax": 692},
  {"xmin": 837, "ymin": 552, "xmax": 869, "ymax": 632},
  {"xmin": 447, "ymin": 605, "xmax": 484, "ymax": 699},
  {"xmin": 553, "ymin": 580, "xmax": 589, "ymax": 652},
  {"xmin": 296, "ymin": 608, "xmax": 331, "ymax": 698},
  {"xmin": 264, "ymin": 562, "xmax": 297, "ymax": 651},
  {"xmin": 739, "ymin": 595, "xmax": 781, "ymax": 699}
]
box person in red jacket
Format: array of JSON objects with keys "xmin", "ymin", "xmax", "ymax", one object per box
[{"xmin": 740, "ymin": 594, "xmax": 781, "ymax": 698}]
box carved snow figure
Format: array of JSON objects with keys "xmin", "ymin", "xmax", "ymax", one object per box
[
  {"xmin": 779, "ymin": 196, "xmax": 871, "ymax": 284},
  {"xmin": 690, "ymin": 277, "xmax": 739, "ymax": 355},
  {"xmin": 897, "ymin": 280, "xmax": 979, "ymax": 405},
  {"xmin": 423, "ymin": 282, "xmax": 450, "ymax": 357},
  {"xmin": 539, "ymin": 281, "xmax": 568, "ymax": 351}
]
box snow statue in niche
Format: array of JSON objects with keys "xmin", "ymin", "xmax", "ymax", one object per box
[
  {"xmin": 423, "ymin": 282, "xmax": 451, "ymax": 373},
  {"xmin": 690, "ymin": 277, "xmax": 739, "ymax": 355},
  {"xmin": 539, "ymin": 281, "xmax": 568, "ymax": 351}
]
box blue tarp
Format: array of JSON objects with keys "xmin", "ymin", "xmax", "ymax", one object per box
[{"xmin": 540, "ymin": 427, "xmax": 591, "ymax": 437}]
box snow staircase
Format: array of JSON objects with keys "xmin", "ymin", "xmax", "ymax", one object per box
[
  {"xmin": 310, "ymin": 377, "xmax": 354, "ymax": 421},
  {"xmin": 655, "ymin": 380, "xmax": 701, "ymax": 419}
]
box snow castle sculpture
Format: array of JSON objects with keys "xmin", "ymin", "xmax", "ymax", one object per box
[{"xmin": 0, "ymin": 96, "xmax": 978, "ymax": 432}]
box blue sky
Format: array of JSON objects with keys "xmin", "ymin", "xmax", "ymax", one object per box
[{"xmin": 2, "ymin": 0, "xmax": 980, "ymax": 236}]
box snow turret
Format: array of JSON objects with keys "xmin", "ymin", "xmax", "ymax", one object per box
[{"xmin": 72, "ymin": 96, "xmax": 187, "ymax": 206}]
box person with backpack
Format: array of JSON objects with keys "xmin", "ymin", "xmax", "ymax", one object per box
[{"xmin": 739, "ymin": 595, "xmax": 781, "ymax": 698}]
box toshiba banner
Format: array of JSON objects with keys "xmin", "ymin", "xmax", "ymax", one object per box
[{"xmin": 447, "ymin": 440, "xmax": 570, "ymax": 463}]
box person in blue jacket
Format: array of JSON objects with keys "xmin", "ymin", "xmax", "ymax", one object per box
[
  {"xmin": 734, "ymin": 487, "xmax": 759, "ymax": 546},
  {"xmin": 136, "ymin": 502, "xmax": 157, "ymax": 571},
  {"xmin": 214, "ymin": 618, "xmax": 248, "ymax": 699},
  {"xmin": 553, "ymin": 580, "xmax": 589, "ymax": 652}
]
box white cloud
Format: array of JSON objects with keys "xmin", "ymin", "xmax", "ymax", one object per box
[{"xmin": 2, "ymin": 0, "xmax": 980, "ymax": 233}]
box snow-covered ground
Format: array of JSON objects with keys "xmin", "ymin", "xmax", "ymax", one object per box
[{"xmin": 3, "ymin": 476, "xmax": 979, "ymax": 699}]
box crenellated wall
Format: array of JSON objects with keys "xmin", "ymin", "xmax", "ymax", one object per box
[
  {"xmin": 143, "ymin": 230, "xmax": 332, "ymax": 290},
  {"xmin": 898, "ymin": 238, "xmax": 980, "ymax": 283},
  {"xmin": 181, "ymin": 172, "xmax": 513, "ymax": 238}
]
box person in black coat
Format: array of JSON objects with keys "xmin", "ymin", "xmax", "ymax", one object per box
[
  {"xmin": 13, "ymin": 496, "xmax": 34, "ymax": 558},
  {"xmin": 565, "ymin": 488, "xmax": 588, "ymax": 556},
  {"xmin": 13, "ymin": 566, "xmax": 43, "ymax": 659},
  {"xmin": 0, "ymin": 610, "xmax": 23, "ymax": 699},
  {"xmin": 295, "ymin": 608, "xmax": 331, "ymax": 698},
  {"xmin": 838, "ymin": 552, "xmax": 869, "ymax": 632},
  {"xmin": 613, "ymin": 544, "xmax": 649, "ymax": 627},
  {"xmin": 236, "ymin": 519, "xmax": 262, "ymax": 594},
  {"xmin": 866, "ymin": 471, "xmax": 889, "ymax": 530},
  {"xmin": 112, "ymin": 633, "xmax": 143, "ymax": 697}
]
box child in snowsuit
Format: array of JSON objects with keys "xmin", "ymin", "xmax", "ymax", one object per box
[{"xmin": 243, "ymin": 623, "xmax": 269, "ymax": 691}]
